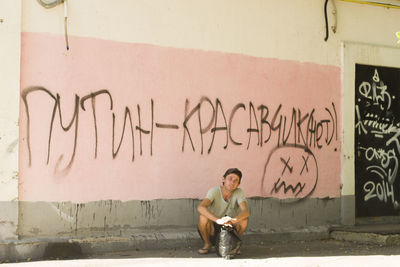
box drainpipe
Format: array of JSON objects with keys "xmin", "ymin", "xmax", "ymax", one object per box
[{"xmin": 36, "ymin": 0, "xmax": 69, "ymax": 50}]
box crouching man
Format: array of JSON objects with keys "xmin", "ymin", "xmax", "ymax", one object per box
[{"xmin": 197, "ymin": 168, "xmax": 250, "ymax": 254}]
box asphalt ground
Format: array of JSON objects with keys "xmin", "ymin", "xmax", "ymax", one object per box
[
  {"xmin": 89, "ymin": 239, "xmax": 400, "ymax": 258},
  {"xmin": 2, "ymin": 239, "xmax": 400, "ymax": 266}
]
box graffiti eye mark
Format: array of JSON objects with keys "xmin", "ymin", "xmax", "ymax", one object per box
[
  {"xmin": 300, "ymin": 155, "xmax": 310, "ymax": 175},
  {"xmin": 280, "ymin": 157, "xmax": 293, "ymax": 175}
]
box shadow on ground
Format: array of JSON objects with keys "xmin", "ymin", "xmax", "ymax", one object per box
[{"xmin": 85, "ymin": 239, "xmax": 400, "ymax": 260}]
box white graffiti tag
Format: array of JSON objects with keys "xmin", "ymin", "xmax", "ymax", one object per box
[
  {"xmin": 361, "ymin": 146, "xmax": 398, "ymax": 185},
  {"xmin": 358, "ymin": 69, "xmax": 393, "ymax": 110}
]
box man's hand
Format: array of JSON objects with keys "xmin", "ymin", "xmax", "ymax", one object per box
[
  {"xmin": 226, "ymin": 217, "xmax": 238, "ymax": 225},
  {"xmin": 216, "ymin": 216, "xmax": 237, "ymax": 226}
]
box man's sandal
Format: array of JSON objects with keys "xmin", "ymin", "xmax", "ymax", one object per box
[{"xmin": 197, "ymin": 247, "xmax": 211, "ymax": 254}]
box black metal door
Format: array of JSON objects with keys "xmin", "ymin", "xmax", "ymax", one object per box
[{"xmin": 355, "ymin": 64, "xmax": 400, "ymax": 217}]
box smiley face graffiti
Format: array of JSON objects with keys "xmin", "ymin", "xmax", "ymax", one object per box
[{"xmin": 261, "ymin": 145, "xmax": 318, "ymax": 199}]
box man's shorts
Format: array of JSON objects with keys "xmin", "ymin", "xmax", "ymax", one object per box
[{"xmin": 198, "ymin": 222, "xmax": 222, "ymax": 245}]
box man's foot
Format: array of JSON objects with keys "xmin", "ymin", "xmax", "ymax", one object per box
[
  {"xmin": 235, "ymin": 249, "xmax": 241, "ymax": 255},
  {"xmin": 198, "ymin": 246, "xmax": 211, "ymax": 254}
]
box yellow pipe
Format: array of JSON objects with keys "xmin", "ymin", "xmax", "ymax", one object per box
[{"xmin": 340, "ymin": 0, "xmax": 400, "ymax": 9}]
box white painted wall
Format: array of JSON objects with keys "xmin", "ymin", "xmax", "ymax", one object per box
[
  {"xmin": 21, "ymin": 0, "xmax": 399, "ymax": 67},
  {"xmin": 0, "ymin": 0, "xmax": 21, "ymax": 240}
]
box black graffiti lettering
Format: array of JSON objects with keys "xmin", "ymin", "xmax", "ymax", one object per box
[
  {"xmin": 321, "ymin": 119, "xmax": 330, "ymax": 145},
  {"xmin": 197, "ymin": 105, "xmax": 204, "ymax": 155},
  {"xmin": 325, "ymin": 104, "xmax": 337, "ymax": 144},
  {"xmin": 51, "ymin": 93, "xmax": 80, "ymax": 175},
  {"xmin": 247, "ymin": 102, "xmax": 260, "ymax": 149},
  {"xmin": 183, "ymin": 100, "xmax": 336, "ymax": 152},
  {"xmin": 21, "ymin": 86, "xmax": 57, "ymax": 166},
  {"xmin": 258, "ymin": 105, "xmax": 271, "ymax": 146},
  {"xmin": 229, "ymin": 103, "xmax": 245, "ymax": 146},
  {"xmin": 199, "ymin": 97, "xmax": 216, "ymax": 134},
  {"xmin": 324, "ymin": 109, "xmax": 334, "ymax": 144},
  {"xmin": 155, "ymin": 123, "xmax": 179, "ymax": 129},
  {"xmin": 208, "ymin": 98, "xmax": 228, "ymax": 153},
  {"xmin": 21, "ymin": 86, "xmax": 339, "ymax": 169},
  {"xmin": 135, "ymin": 104, "xmax": 151, "ymax": 156},
  {"xmin": 306, "ymin": 109, "xmax": 316, "ymax": 148},
  {"xmin": 297, "ymin": 109, "xmax": 309, "ymax": 147},
  {"xmin": 182, "ymin": 99, "xmax": 199, "ymax": 152},
  {"xmin": 271, "ymin": 104, "xmax": 283, "ymax": 146},
  {"xmin": 273, "ymin": 106, "xmax": 337, "ymax": 149},
  {"xmin": 199, "ymin": 97, "xmax": 215, "ymax": 154},
  {"xmin": 333, "ymin": 102, "xmax": 338, "ymax": 141},
  {"xmin": 112, "ymin": 107, "xmax": 135, "ymax": 161},
  {"xmin": 282, "ymin": 108, "xmax": 296, "ymax": 145},
  {"xmin": 80, "ymin": 90, "xmax": 113, "ymax": 159},
  {"xmin": 151, "ymin": 99, "xmax": 154, "ymax": 156},
  {"xmin": 316, "ymin": 121, "xmax": 325, "ymax": 149}
]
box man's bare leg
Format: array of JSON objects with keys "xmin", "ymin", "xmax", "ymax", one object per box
[
  {"xmin": 198, "ymin": 215, "xmax": 214, "ymax": 253},
  {"xmin": 233, "ymin": 219, "xmax": 248, "ymax": 255},
  {"xmin": 234, "ymin": 219, "xmax": 248, "ymax": 236}
]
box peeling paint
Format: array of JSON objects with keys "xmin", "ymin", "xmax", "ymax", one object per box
[
  {"xmin": 48, "ymin": 203, "xmax": 74, "ymax": 223},
  {"xmin": 28, "ymin": 227, "xmax": 41, "ymax": 235},
  {"xmin": 6, "ymin": 139, "xmax": 18, "ymax": 153},
  {"xmin": 16, "ymin": 198, "xmax": 340, "ymax": 238}
]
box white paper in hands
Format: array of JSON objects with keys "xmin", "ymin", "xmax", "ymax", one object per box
[{"xmin": 216, "ymin": 216, "xmax": 237, "ymax": 226}]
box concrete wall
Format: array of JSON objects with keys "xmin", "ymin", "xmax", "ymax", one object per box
[
  {"xmin": 0, "ymin": 0, "xmax": 399, "ymax": 239},
  {"xmin": 0, "ymin": 0, "xmax": 21, "ymax": 241},
  {"xmin": 18, "ymin": 198, "xmax": 340, "ymax": 238}
]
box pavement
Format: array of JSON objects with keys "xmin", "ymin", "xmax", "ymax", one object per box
[
  {"xmin": 1, "ymin": 223, "xmax": 400, "ymax": 265},
  {"xmin": 330, "ymin": 223, "xmax": 400, "ymax": 245},
  {"xmin": 2, "ymin": 256, "xmax": 400, "ymax": 267},
  {"xmin": 2, "ymin": 239, "xmax": 400, "ymax": 266}
]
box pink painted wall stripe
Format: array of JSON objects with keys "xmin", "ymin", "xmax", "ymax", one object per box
[{"xmin": 19, "ymin": 32, "xmax": 341, "ymax": 202}]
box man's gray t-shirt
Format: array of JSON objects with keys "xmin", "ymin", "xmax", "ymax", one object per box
[{"xmin": 205, "ymin": 186, "xmax": 246, "ymax": 218}]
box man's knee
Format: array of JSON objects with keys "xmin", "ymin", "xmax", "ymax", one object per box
[
  {"xmin": 198, "ymin": 215, "xmax": 211, "ymax": 226},
  {"xmin": 235, "ymin": 219, "xmax": 248, "ymax": 233}
]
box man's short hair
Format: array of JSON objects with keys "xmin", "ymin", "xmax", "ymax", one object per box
[{"xmin": 223, "ymin": 168, "xmax": 242, "ymax": 184}]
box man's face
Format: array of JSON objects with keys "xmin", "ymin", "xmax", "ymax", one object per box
[{"xmin": 222, "ymin": 173, "xmax": 240, "ymax": 192}]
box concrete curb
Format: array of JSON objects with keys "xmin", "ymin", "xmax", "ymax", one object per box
[
  {"xmin": 0, "ymin": 226, "xmax": 330, "ymax": 262},
  {"xmin": 330, "ymin": 231, "xmax": 400, "ymax": 246}
]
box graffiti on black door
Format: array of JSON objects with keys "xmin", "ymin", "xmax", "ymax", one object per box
[{"xmin": 355, "ymin": 64, "xmax": 400, "ymax": 217}]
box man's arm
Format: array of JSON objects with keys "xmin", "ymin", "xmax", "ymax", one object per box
[
  {"xmin": 197, "ymin": 198, "xmax": 219, "ymax": 223},
  {"xmin": 230, "ymin": 201, "xmax": 250, "ymax": 224}
]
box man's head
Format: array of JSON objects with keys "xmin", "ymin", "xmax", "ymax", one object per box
[
  {"xmin": 222, "ymin": 168, "xmax": 242, "ymax": 192},
  {"xmin": 223, "ymin": 168, "xmax": 242, "ymax": 184}
]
